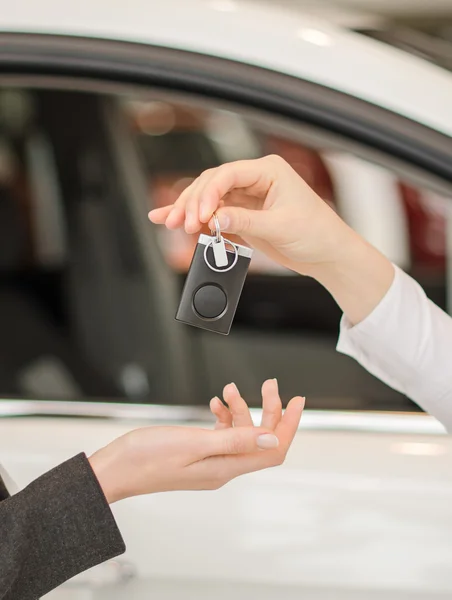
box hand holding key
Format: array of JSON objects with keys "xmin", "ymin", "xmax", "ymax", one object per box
[
  {"xmin": 148, "ymin": 155, "xmax": 350, "ymax": 275},
  {"xmin": 149, "ymin": 155, "xmax": 395, "ymax": 325}
]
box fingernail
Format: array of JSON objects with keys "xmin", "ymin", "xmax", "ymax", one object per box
[
  {"xmin": 257, "ymin": 434, "xmax": 279, "ymax": 449},
  {"xmin": 224, "ymin": 382, "xmax": 238, "ymax": 398},
  {"xmin": 294, "ymin": 397, "xmax": 306, "ymax": 410},
  {"xmin": 217, "ymin": 214, "xmax": 230, "ymax": 230}
]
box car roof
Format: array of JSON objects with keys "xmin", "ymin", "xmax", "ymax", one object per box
[{"xmin": 2, "ymin": 0, "xmax": 452, "ymax": 138}]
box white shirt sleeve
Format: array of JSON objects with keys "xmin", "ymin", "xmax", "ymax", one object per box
[{"xmin": 337, "ymin": 265, "xmax": 452, "ymax": 431}]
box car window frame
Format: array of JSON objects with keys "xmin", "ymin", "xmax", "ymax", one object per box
[
  {"xmin": 1, "ymin": 33, "xmax": 452, "ymax": 427},
  {"xmin": 1, "ymin": 32, "xmax": 452, "ymax": 182}
]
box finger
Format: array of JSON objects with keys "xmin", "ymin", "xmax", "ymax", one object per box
[
  {"xmin": 214, "ymin": 397, "xmax": 304, "ymax": 478},
  {"xmin": 210, "ymin": 397, "xmax": 233, "ymax": 430},
  {"xmin": 176, "ymin": 174, "xmax": 207, "ymax": 234},
  {"xmin": 186, "ymin": 168, "xmax": 228, "ymax": 230},
  {"xmin": 184, "ymin": 189, "xmax": 204, "ymax": 234},
  {"xmin": 261, "ymin": 378, "xmax": 282, "ymax": 430},
  {"xmin": 165, "ymin": 205, "xmax": 186, "ymax": 230},
  {"xmin": 275, "ymin": 396, "xmax": 305, "ymax": 452},
  {"xmin": 208, "ymin": 206, "xmax": 272, "ymax": 238},
  {"xmin": 223, "ymin": 382, "xmax": 253, "ymax": 427},
  {"xmin": 167, "ymin": 171, "xmax": 208, "ymax": 234},
  {"xmin": 148, "ymin": 204, "xmax": 174, "ymax": 224},
  {"xmin": 163, "ymin": 177, "xmax": 201, "ymax": 229},
  {"xmin": 199, "ymin": 158, "xmax": 274, "ymax": 223},
  {"xmin": 204, "ymin": 426, "xmax": 279, "ymax": 457}
]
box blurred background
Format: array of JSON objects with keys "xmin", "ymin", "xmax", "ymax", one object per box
[{"xmin": 256, "ymin": 0, "xmax": 452, "ymax": 72}]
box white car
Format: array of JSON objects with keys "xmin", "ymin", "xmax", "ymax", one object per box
[{"xmin": 0, "ymin": 1, "xmax": 452, "ymax": 599}]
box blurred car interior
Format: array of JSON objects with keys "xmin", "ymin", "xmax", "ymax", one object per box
[{"xmin": 0, "ymin": 87, "xmax": 450, "ymax": 411}]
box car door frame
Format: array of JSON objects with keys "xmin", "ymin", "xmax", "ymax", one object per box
[
  {"xmin": 1, "ymin": 32, "xmax": 452, "ymax": 431},
  {"xmin": 1, "ymin": 33, "xmax": 452, "ymax": 180}
]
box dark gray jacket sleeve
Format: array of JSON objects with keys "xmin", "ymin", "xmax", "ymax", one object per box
[{"xmin": 0, "ymin": 453, "xmax": 126, "ymax": 600}]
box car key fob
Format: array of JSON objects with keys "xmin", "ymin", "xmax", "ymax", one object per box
[{"xmin": 175, "ymin": 232, "xmax": 253, "ymax": 335}]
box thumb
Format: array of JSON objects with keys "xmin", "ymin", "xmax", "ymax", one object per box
[
  {"xmin": 211, "ymin": 207, "xmax": 271, "ymax": 239},
  {"xmin": 205, "ymin": 426, "xmax": 279, "ymax": 457}
]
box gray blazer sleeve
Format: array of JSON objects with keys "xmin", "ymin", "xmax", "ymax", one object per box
[{"xmin": 0, "ymin": 453, "xmax": 126, "ymax": 600}]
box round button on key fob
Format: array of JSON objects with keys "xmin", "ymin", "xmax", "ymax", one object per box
[{"xmin": 193, "ymin": 284, "xmax": 227, "ymax": 319}]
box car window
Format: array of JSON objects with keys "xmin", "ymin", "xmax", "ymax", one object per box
[
  {"xmin": 124, "ymin": 96, "xmax": 452, "ymax": 412},
  {"xmin": 1, "ymin": 84, "xmax": 450, "ymax": 411},
  {"xmin": 0, "ymin": 88, "xmax": 188, "ymax": 403}
]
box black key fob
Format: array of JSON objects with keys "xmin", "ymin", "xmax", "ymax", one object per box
[{"xmin": 175, "ymin": 233, "xmax": 253, "ymax": 335}]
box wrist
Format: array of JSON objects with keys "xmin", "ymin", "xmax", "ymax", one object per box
[
  {"xmin": 88, "ymin": 446, "xmax": 124, "ymax": 505},
  {"xmin": 302, "ymin": 225, "xmax": 366, "ymax": 279},
  {"xmin": 300, "ymin": 227, "xmax": 395, "ymax": 326},
  {"xmin": 294, "ymin": 216, "xmax": 362, "ymax": 280}
]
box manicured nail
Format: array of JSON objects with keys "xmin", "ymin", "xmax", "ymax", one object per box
[
  {"xmin": 224, "ymin": 382, "xmax": 238, "ymax": 398},
  {"xmin": 217, "ymin": 214, "xmax": 230, "ymax": 230},
  {"xmin": 265, "ymin": 378, "xmax": 278, "ymax": 392},
  {"xmin": 292, "ymin": 397, "xmax": 306, "ymax": 411},
  {"xmin": 257, "ymin": 434, "xmax": 279, "ymax": 449}
]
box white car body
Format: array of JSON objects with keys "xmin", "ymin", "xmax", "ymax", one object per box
[
  {"xmin": 1, "ymin": 405, "xmax": 450, "ymax": 600},
  {"xmin": 1, "ymin": 1, "xmax": 452, "ymax": 599},
  {"xmin": 1, "ymin": 0, "xmax": 452, "ymax": 136}
]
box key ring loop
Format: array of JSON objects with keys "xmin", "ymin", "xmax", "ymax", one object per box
[
  {"xmin": 211, "ymin": 212, "xmax": 222, "ymax": 244},
  {"xmin": 204, "ymin": 237, "xmax": 239, "ymax": 273}
]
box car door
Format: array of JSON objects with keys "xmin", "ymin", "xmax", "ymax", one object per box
[{"xmin": 1, "ymin": 33, "xmax": 452, "ymax": 600}]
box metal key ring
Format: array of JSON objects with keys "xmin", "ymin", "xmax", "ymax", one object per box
[
  {"xmin": 211, "ymin": 212, "xmax": 222, "ymax": 244},
  {"xmin": 204, "ymin": 237, "xmax": 239, "ymax": 273}
]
